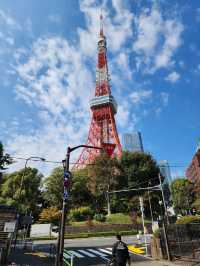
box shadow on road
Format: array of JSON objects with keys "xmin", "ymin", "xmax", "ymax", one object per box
[{"xmin": 7, "ymin": 249, "xmax": 54, "ymax": 266}]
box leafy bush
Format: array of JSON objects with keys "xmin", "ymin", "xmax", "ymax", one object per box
[
  {"xmin": 69, "ymin": 206, "xmax": 94, "ymax": 222},
  {"xmin": 39, "ymin": 207, "xmax": 60, "ymax": 224},
  {"xmin": 153, "ymin": 228, "xmax": 161, "ymax": 238},
  {"xmin": 106, "ymin": 213, "xmax": 132, "ymax": 224},
  {"xmin": 94, "ymin": 213, "xmax": 106, "ymax": 222},
  {"xmin": 176, "ymin": 215, "xmax": 200, "ymax": 224}
]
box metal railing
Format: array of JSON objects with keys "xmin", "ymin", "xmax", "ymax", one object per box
[{"xmin": 63, "ymin": 249, "xmax": 74, "ymax": 266}]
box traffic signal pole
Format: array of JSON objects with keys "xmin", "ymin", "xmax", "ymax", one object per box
[
  {"xmin": 55, "ymin": 147, "xmax": 70, "ymax": 266},
  {"xmin": 55, "ymin": 145, "xmax": 102, "ymax": 266}
]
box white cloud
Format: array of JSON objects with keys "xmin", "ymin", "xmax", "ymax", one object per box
[
  {"xmin": 165, "ymin": 71, "xmax": 180, "ymax": 83},
  {"xmin": 160, "ymin": 92, "xmax": 169, "ymax": 106},
  {"xmin": 15, "ymin": 37, "xmax": 93, "ymax": 114},
  {"xmin": 117, "ymin": 104, "xmax": 129, "ymax": 127},
  {"xmin": 112, "ymin": 52, "xmax": 132, "ymax": 80},
  {"xmin": 133, "ymin": 6, "xmax": 183, "ymax": 72},
  {"xmin": 155, "ymin": 107, "xmax": 162, "ymax": 116},
  {"xmin": 48, "ymin": 14, "xmax": 62, "ymax": 24},
  {"xmin": 130, "ymin": 89, "xmax": 152, "ymax": 104},
  {"xmin": 0, "ymin": 9, "xmax": 21, "ymax": 29},
  {"xmin": 6, "ymin": 35, "xmax": 95, "ymax": 175},
  {"xmin": 196, "ymin": 8, "xmax": 200, "ymax": 23},
  {"xmin": 78, "ymin": 0, "xmax": 133, "ymax": 57}
]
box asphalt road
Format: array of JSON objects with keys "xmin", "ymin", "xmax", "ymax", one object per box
[
  {"xmin": 29, "ymin": 235, "xmax": 152, "ymax": 266},
  {"xmin": 33, "ymin": 235, "xmax": 151, "ymax": 247},
  {"xmin": 61, "ymin": 246, "xmax": 149, "ymax": 266}
]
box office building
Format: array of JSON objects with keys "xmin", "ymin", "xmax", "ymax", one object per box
[
  {"xmin": 159, "ymin": 160, "xmax": 172, "ymax": 184},
  {"xmin": 122, "ymin": 132, "xmax": 144, "ymax": 152}
]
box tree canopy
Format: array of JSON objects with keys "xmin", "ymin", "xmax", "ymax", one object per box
[
  {"xmin": 0, "ymin": 142, "xmax": 12, "ymax": 181},
  {"xmin": 119, "ymin": 151, "xmax": 160, "ymax": 189},
  {"xmin": 0, "ymin": 167, "xmax": 43, "ymax": 217},
  {"xmin": 43, "ymin": 167, "xmax": 63, "ymax": 209},
  {"xmin": 170, "ymin": 178, "xmax": 195, "ymax": 215},
  {"xmin": 87, "ymin": 153, "xmax": 120, "ymax": 196}
]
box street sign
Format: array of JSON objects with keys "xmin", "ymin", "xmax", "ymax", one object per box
[
  {"xmin": 64, "ymin": 171, "xmax": 71, "ymax": 178},
  {"xmin": 4, "ymin": 221, "xmax": 17, "ymax": 233}
]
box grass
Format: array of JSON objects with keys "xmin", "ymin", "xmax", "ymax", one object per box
[
  {"xmin": 30, "ymin": 213, "xmax": 151, "ymax": 241},
  {"xmin": 106, "ymin": 213, "xmax": 151, "ymax": 225},
  {"xmin": 70, "ymin": 220, "xmax": 102, "ymax": 226},
  {"xmin": 69, "ymin": 213, "xmax": 152, "ymax": 226},
  {"xmin": 106, "ymin": 213, "xmax": 132, "ymax": 224}
]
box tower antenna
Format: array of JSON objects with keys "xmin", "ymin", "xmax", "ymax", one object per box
[{"xmin": 100, "ymin": 9, "xmax": 104, "ymax": 36}]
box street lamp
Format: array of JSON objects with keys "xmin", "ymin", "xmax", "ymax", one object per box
[
  {"xmin": 56, "ymin": 145, "xmax": 102, "ymax": 266},
  {"xmin": 19, "ymin": 156, "xmax": 45, "ymax": 199}
]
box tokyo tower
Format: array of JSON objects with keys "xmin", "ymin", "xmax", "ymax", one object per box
[{"xmin": 73, "ymin": 15, "xmax": 122, "ymax": 169}]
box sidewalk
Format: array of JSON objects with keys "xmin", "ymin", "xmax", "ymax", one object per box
[
  {"xmin": 131, "ymin": 256, "xmax": 199, "ymax": 266},
  {"xmin": 6, "ymin": 249, "xmax": 54, "ymax": 266}
]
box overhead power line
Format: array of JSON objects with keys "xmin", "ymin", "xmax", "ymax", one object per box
[{"xmin": 108, "ymin": 184, "xmax": 161, "ymax": 194}]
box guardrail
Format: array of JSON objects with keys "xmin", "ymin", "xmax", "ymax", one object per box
[{"xmin": 63, "ymin": 249, "xmax": 74, "ymax": 266}]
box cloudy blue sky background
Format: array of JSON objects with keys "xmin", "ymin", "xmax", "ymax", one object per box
[{"xmin": 0, "ymin": 0, "xmax": 200, "ymax": 177}]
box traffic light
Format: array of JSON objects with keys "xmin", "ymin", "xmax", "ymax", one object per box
[{"xmin": 63, "ymin": 171, "xmax": 71, "ymax": 200}]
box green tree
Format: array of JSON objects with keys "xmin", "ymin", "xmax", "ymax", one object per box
[
  {"xmin": 87, "ymin": 153, "xmax": 120, "ymax": 214},
  {"xmin": 116, "ymin": 151, "xmax": 162, "ymax": 217},
  {"xmin": 0, "ymin": 167, "xmax": 42, "ymax": 218},
  {"xmin": 119, "ymin": 151, "xmax": 160, "ymax": 189},
  {"xmin": 43, "ymin": 167, "xmax": 63, "ymax": 209},
  {"xmin": 0, "ymin": 142, "xmax": 12, "ymax": 181},
  {"xmin": 39, "ymin": 206, "xmax": 60, "ymax": 224},
  {"xmin": 43, "ymin": 167, "xmax": 93, "ymax": 210},
  {"xmin": 170, "ymin": 178, "xmax": 195, "ymax": 215},
  {"xmin": 71, "ymin": 168, "xmax": 93, "ymax": 208}
]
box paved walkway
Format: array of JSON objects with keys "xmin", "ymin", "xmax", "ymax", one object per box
[
  {"xmin": 6, "ymin": 249, "xmax": 199, "ymax": 266},
  {"xmin": 6, "ymin": 249, "xmax": 54, "ymax": 266},
  {"xmin": 134, "ymin": 258, "xmax": 200, "ymax": 266}
]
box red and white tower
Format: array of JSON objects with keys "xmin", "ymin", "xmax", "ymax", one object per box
[{"xmin": 73, "ymin": 15, "xmax": 122, "ymax": 169}]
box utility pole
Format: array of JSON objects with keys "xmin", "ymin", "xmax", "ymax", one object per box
[
  {"xmin": 106, "ymin": 191, "xmax": 111, "ymax": 216},
  {"xmin": 55, "ymin": 145, "xmax": 102, "ymax": 266},
  {"xmin": 148, "ymin": 182, "xmax": 154, "ymax": 225},
  {"xmin": 158, "ymin": 173, "xmax": 169, "ymax": 225},
  {"xmin": 139, "ymin": 197, "xmax": 148, "ymax": 255},
  {"xmin": 158, "ymin": 200, "xmax": 171, "ymax": 261},
  {"xmin": 58, "ymin": 147, "xmax": 70, "ymax": 266}
]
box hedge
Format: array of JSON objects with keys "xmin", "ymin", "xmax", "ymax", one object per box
[{"xmin": 176, "ymin": 215, "xmax": 200, "ymax": 224}]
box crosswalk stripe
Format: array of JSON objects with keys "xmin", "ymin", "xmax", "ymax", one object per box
[
  {"xmin": 98, "ymin": 248, "xmax": 112, "ymax": 255},
  {"xmin": 106, "ymin": 247, "xmax": 112, "ymax": 251},
  {"xmin": 69, "ymin": 250, "xmax": 84, "ymax": 258},
  {"xmin": 78, "ymin": 249, "xmax": 97, "ymax": 257},
  {"xmin": 63, "ymin": 252, "xmax": 71, "ymax": 259},
  {"xmin": 87, "ymin": 249, "xmax": 108, "ymax": 257}
]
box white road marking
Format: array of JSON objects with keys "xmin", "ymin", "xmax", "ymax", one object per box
[
  {"xmin": 98, "ymin": 248, "xmax": 112, "ymax": 255},
  {"xmin": 69, "ymin": 250, "xmax": 85, "ymax": 258},
  {"xmin": 87, "ymin": 249, "xmax": 108, "ymax": 257},
  {"xmin": 63, "ymin": 252, "xmax": 71, "ymax": 259},
  {"xmin": 78, "ymin": 249, "xmax": 97, "ymax": 257}
]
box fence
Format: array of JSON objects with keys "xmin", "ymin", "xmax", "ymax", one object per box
[
  {"xmin": 166, "ymin": 224, "xmax": 200, "ymax": 259},
  {"xmin": 63, "ymin": 249, "xmax": 74, "ymax": 266}
]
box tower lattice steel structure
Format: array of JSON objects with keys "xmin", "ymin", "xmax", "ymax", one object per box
[{"xmin": 73, "ymin": 15, "xmax": 122, "ymax": 169}]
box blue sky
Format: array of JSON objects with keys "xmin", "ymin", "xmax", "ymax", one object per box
[{"xmin": 0, "ymin": 0, "xmax": 200, "ymax": 177}]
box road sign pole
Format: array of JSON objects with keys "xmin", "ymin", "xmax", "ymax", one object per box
[
  {"xmin": 139, "ymin": 197, "xmax": 148, "ymax": 255},
  {"xmin": 59, "ymin": 147, "xmax": 70, "ymax": 266}
]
